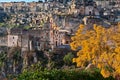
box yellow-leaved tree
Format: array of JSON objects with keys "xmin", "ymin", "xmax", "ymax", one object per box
[{"xmin": 70, "ymin": 23, "xmax": 120, "ymax": 78}]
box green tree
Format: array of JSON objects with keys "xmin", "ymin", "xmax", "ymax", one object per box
[
  {"xmin": 63, "ymin": 52, "xmax": 74, "ymax": 65},
  {"xmin": 0, "ymin": 23, "xmax": 5, "ymax": 27},
  {"xmin": 7, "ymin": 47, "xmax": 22, "ymax": 74},
  {"xmin": 0, "ymin": 51, "xmax": 7, "ymax": 71}
]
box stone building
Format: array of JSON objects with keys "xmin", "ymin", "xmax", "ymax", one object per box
[
  {"xmin": 7, "ymin": 35, "xmax": 19, "ymax": 47},
  {"xmin": 85, "ymin": 6, "xmax": 99, "ymax": 16}
]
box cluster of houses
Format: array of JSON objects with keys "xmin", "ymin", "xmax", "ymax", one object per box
[
  {"xmin": 0, "ymin": 18, "xmax": 71, "ymax": 53},
  {"xmin": 0, "ymin": 0, "xmax": 119, "ymax": 26},
  {"xmin": 0, "ymin": 0, "xmax": 119, "ymax": 53}
]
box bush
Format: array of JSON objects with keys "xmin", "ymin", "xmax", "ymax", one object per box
[
  {"xmin": 17, "ymin": 68, "xmax": 115, "ymax": 80},
  {"xmin": 63, "ymin": 52, "xmax": 74, "ymax": 65}
]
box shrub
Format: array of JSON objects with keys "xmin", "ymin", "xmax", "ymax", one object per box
[{"xmin": 17, "ymin": 68, "xmax": 115, "ymax": 80}]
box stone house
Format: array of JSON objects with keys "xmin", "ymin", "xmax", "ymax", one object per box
[
  {"xmin": 49, "ymin": 28, "xmax": 71, "ymax": 50},
  {"xmin": 95, "ymin": 0, "xmax": 111, "ymax": 8},
  {"xmin": 43, "ymin": 2, "xmax": 50, "ymax": 11},
  {"xmin": 27, "ymin": 2, "xmax": 37, "ymax": 12},
  {"xmin": 36, "ymin": 3, "xmax": 44, "ymax": 11},
  {"xmin": 84, "ymin": 6, "xmax": 99, "ymax": 16},
  {"xmin": 9, "ymin": 28, "xmax": 51, "ymax": 51},
  {"xmin": 49, "ymin": 20, "xmax": 71, "ymax": 50},
  {"xmin": 7, "ymin": 35, "xmax": 19, "ymax": 47}
]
